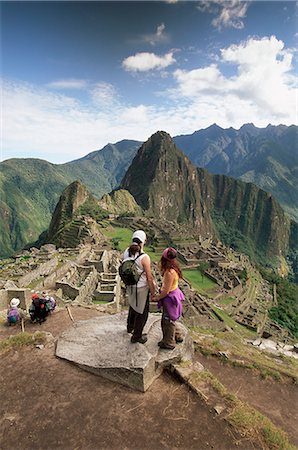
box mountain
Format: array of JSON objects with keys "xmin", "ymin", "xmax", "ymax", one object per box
[
  {"xmin": 1, "ymin": 123, "xmax": 297, "ymax": 258},
  {"xmin": 121, "ymin": 131, "xmax": 214, "ymax": 238},
  {"xmin": 121, "ymin": 131, "xmax": 297, "ymax": 266},
  {"xmin": 0, "ymin": 140, "xmax": 141, "ymax": 258},
  {"xmin": 98, "ymin": 189, "xmax": 142, "ymax": 216},
  {"xmin": 41, "ymin": 180, "xmax": 109, "ymax": 248},
  {"xmin": 174, "ymin": 124, "xmax": 298, "ymax": 221}
]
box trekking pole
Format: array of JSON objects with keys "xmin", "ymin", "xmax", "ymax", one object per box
[
  {"xmin": 21, "ymin": 318, "xmax": 25, "ymax": 333},
  {"xmin": 66, "ymin": 305, "xmax": 75, "ymax": 322}
]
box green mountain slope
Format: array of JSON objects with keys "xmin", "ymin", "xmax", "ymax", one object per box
[
  {"xmin": 174, "ymin": 124, "xmax": 298, "ymax": 221},
  {"xmin": 0, "ymin": 140, "xmax": 141, "ymax": 257}
]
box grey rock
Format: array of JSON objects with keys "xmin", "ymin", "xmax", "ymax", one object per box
[
  {"xmin": 3, "ymin": 280, "xmax": 18, "ymax": 290},
  {"xmin": 56, "ymin": 312, "xmax": 193, "ymax": 392},
  {"xmin": 214, "ymin": 405, "xmax": 225, "ymax": 415}
]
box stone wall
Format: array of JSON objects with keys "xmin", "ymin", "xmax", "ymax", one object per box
[
  {"xmin": 76, "ymin": 267, "xmax": 98, "ymax": 304},
  {"xmin": 56, "ymin": 264, "xmax": 98, "ymax": 304},
  {"xmin": 85, "ymin": 250, "xmax": 109, "ymax": 273},
  {"xmin": 18, "ymin": 257, "xmax": 58, "ymax": 287},
  {"xmin": 0, "ymin": 290, "xmax": 8, "ymax": 310},
  {"xmin": 0, "ymin": 288, "xmax": 31, "ymax": 310},
  {"xmin": 93, "ymin": 272, "xmax": 121, "ymax": 309}
]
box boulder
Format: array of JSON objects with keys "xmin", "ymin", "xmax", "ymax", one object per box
[{"xmin": 56, "ymin": 312, "xmax": 193, "ymax": 392}]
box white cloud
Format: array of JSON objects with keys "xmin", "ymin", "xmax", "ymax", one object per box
[
  {"xmin": 47, "ymin": 78, "xmax": 88, "ymax": 89},
  {"xmin": 2, "ymin": 37, "xmax": 296, "ymax": 163},
  {"xmin": 197, "ymin": 0, "xmax": 249, "ymax": 30},
  {"xmin": 90, "ymin": 82, "xmax": 119, "ymax": 108},
  {"xmin": 122, "ymin": 52, "xmax": 176, "ymax": 72},
  {"xmin": 173, "ymin": 65, "xmax": 226, "ymax": 96},
  {"xmin": 129, "ymin": 23, "xmax": 169, "ymax": 46},
  {"xmin": 144, "ymin": 23, "xmax": 168, "ymax": 46},
  {"xmin": 213, "ymin": 0, "xmax": 249, "ymax": 30},
  {"xmin": 171, "ymin": 36, "xmax": 296, "ymax": 123}
]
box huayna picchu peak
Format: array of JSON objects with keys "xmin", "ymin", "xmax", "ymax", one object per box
[
  {"xmin": 121, "ymin": 131, "xmax": 214, "ymax": 238},
  {"xmin": 121, "ymin": 131, "xmax": 297, "ymax": 267}
]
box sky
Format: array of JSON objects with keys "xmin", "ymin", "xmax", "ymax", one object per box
[{"xmin": 1, "ymin": 0, "xmax": 297, "ymax": 163}]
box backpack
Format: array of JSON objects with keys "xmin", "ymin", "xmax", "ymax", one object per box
[
  {"xmin": 119, "ymin": 253, "xmax": 144, "ymax": 286},
  {"xmin": 7, "ymin": 308, "xmax": 20, "ymax": 324}
]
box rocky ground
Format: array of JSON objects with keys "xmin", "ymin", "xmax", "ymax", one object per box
[
  {"xmin": 0, "ymin": 308, "xmax": 297, "ymax": 450},
  {"xmin": 0, "ymin": 308, "xmax": 242, "ymax": 450}
]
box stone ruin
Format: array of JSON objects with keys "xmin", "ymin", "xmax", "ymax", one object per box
[{"xmin": 0, "ymin": 243, "xmax": 122, "ymax": 314}]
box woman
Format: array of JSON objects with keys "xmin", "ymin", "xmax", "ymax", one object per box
[
  {"xmin": 122, "ymin": 230, "xmax": 155, "ymax": 344},
  {"xmin": 153, "ymin": 247, "xmax": 184, "ymax": 350}
]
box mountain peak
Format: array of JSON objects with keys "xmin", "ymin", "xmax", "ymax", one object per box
[{"xmin": 121, "ymin": 131, "xmax": 213, "ymax": 236}]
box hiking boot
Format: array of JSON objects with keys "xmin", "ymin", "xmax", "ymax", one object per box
[
  {"xmin": 127, "ymin": 327, "xmax": 134, "ymax": 334},
  {"xmin": 175, "ymin": 337, "xmax": 184, "ymax": 343},
  {"xmin": 131, "ymin": 335, "xmax": 148, "ymax": 344},
  {"xmin": 158, "ymin": 342, "xmax": 175, "ymax": 350}
]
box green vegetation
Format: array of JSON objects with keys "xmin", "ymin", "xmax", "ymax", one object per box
[
  {"xmin": 92, "ymin": 300, "xmax": 110, "ymax": 304},
  {"xmin": 189, "ymin": 366, "xmax": 295, "ymax": 449},
  {"xmin": 183, "ymin": 268, "xmax": 217, "ymax": 297},
  {"xmin": 0, "ymin": 140, "xmax": 140, "ymax": 257},
  {"xmin": 220, "ymin": 296, "xmax": 235, "ymax": 306},
  {"xmin": 228, "ymin": 401, "xmax": 295, "ymax": 450},
  {"xmin": 191, "ymin": 327, "xmax": 297, "ymax": 381},
  {"xmin": 78, "ymin": 201, "xmax": 109, "ymax": 222},
  {"xmin": 101, "ymin": 226, "xmax": 162, "ymax": 262},
  {"xmin": 211, "ymin": 306, "xmax": 257, "ymax": 337},
  {"xmin": 0, "ymin": 332, "xmax": 46, "ymax": 354},
  {"xmin": 258, "ymin": 267, "xmax": 298, "ymax": 338}
]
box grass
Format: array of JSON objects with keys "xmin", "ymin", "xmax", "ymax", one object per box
[
  {"xmin": 92, "ymin": 300, "xmax": 110, "ymax": 304},
  {"xmin": 100, "ymin": 225, "xmax": 163, "ymax": 262},
  {"xmin": 191, "ymin": 326, "xmax": 298, "ymax": 381},
  {"xmin": 228, "ymin": 402, "xmax": 296, "ymax": 450},
  {"xmin": 220, "ymin": 296, "xmax": 236, "ymax": 306},
  {"xmin": 189, "ymin": 368, "xmax": 295, "ymax": 450},
  {"xmin": 183, "ymin": 268, "xmax": 218, "ymax": 298},
  {"xmin": 211, "ymin": 305, "xmax": 257, "ymax": 337},
  {"xmin": 0, "ymin": 331, "xmax": 47, "ymax": 354}
]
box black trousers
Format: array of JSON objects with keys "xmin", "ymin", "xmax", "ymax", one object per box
[{"xmin": 127, "ymin": 295, "xmax": 149, "ymax": 339}]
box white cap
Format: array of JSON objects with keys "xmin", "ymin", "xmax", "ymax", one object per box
[
  {"xmin": 132, "ymin": 230, "xmax": 146, "ymax": 244},
  {"xmin": 10, "ymin": 298, "xmax": 20, "ymax": 308}
]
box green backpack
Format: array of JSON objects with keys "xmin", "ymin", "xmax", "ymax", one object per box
[{"xmin": 119, "ymin": 254, "xmax": 143, "ymax": 286}]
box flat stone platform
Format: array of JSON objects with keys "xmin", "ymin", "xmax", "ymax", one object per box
[{"xmin": 56, "ymin": 312, "xmax": 193, "ymax": 391}]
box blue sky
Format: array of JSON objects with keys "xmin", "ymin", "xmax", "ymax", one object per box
[{"xmin": 1, "ymin": 1, "xmax": 297, "ymax": 163}]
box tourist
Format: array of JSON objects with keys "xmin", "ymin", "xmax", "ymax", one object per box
[
  {"xmin": 122, "ymin": 230, "xmax": 155, "ymax": 344},
  {"xmin": 7, "ymin": 298, "xmax": 21, "ymax": 325},
  {"xmin": 153, "ymin": 247, "xmax": 184, "ymax": 350},
  {"xmin": 29, "ymin": 292, "xmax": 49, "ymax": 323}
]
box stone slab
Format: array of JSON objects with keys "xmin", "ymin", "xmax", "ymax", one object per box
[{"xmin": 56, "ymin": 312, "xmax": 193, "ymax": 392}]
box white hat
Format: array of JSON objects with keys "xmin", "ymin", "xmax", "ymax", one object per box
[
  {"xmin": 10, "ymin": 298, "xmax": 20, "ymax": 308},
  {"xmin": 132, "ymin": 230, "xmax": 146, "ymax": 244}
]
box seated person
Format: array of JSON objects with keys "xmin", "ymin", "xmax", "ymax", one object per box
[
  {"xmin": 7, "ymin": 298, "xmax": 21, "ymax": 325},
  {"xmin": 29, "ymin": 293, "xmax": 50, "ymax": 323}
]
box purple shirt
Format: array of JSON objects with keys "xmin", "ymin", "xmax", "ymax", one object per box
[{"xmin": 158, "ymin": 287, "xmax": 184, "ymax": 321}]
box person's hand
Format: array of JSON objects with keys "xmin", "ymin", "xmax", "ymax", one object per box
[{"xmin": 151, "ymin": 294, "xmax": 159, "ymax": 302}]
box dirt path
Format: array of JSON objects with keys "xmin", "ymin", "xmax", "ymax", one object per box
[
  {"xmin": 196, "ymin": 353, "xmax": 298, "ymax": 447},
  {"xmin": 0, "ymin": 309, "xmax": 254, "ymax": 450}
]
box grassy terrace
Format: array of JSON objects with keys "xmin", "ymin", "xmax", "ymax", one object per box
[
  {"xmin": 183, "ymin": 268, "xmax": 218, "ymax": 298},
  {"xmin": 101, "ymin": 226, "xmax": 163, "ymax": 262},
  {"xmin": 211, "ymin": 305, "xmax": 257, "ymax": 338}
]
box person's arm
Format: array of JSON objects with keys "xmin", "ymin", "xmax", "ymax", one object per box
[
  {"xmin": 154, "ymin": 270, "xmax": 174, "ymax": 301},
  {"xmin": 141, "ymin": 255, "xmax": 155, "ymax": 296}
]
